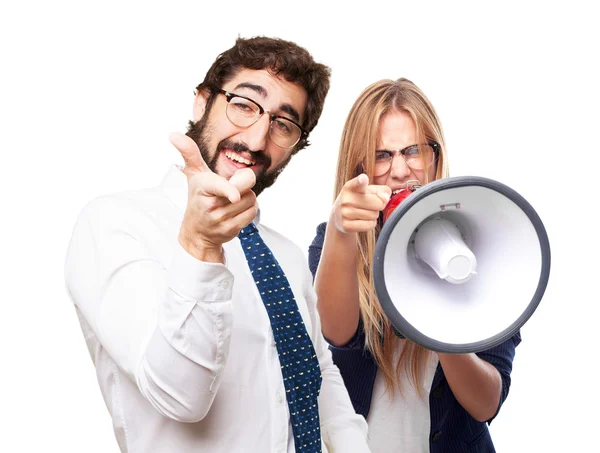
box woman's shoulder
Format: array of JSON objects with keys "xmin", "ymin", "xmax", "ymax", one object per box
[
  {"xmin": 314, "ymin": 221, "xmax": 328, "ymax": 239},
  {"xmin": 309, "ymin": 221, "xmax": 328, "ymax": 249},
  {"xmin": 308, "ymin": 221, "xmax": 328, "ymax": 277}
]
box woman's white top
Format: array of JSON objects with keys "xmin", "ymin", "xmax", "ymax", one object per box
[{"xmin": 366, "ymin": 339, "xmax": 439, "ymax": 453}]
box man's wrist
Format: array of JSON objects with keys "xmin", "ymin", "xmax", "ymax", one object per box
[{"xmin": 178, "ymin": 229, "xmax": 224, "ymax": 264}]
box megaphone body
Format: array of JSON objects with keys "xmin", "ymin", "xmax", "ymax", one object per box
[{"xmin": 374, "ymin": 176, "xmax": 550, "ymax": 353}]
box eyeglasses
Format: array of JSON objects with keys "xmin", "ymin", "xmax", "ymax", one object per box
[
  {"xmin": 216, "ymin": 89, "xmax": 308, "ymax": 149},
  {"xmin": 373, "ymin": 142, "xmax": 440, "ymax": 177}
]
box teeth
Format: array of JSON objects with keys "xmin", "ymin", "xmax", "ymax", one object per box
[{"xmin": 225, "ymin": 151, "xmax": 254, "ymax": 166}]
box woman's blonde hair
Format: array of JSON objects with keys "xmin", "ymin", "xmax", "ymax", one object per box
[{"xmin": 333, "ymin": 78, "xmax": 450, "ymax": 396}]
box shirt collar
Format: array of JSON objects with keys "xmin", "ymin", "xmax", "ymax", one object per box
[{"xmin": 160, "ymin": 164, "xmax": 262, "ymax": 225}]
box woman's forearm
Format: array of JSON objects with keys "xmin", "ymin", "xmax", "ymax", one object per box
[
  {"xmin": 314, "ymin": 222, "xmax": 361, "ymax": 346},
  {"xmin": 437, "ymin": 352, "xmax": 502, "ymax": 422}
]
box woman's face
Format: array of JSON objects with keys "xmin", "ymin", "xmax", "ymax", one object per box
[{"xmin": 372, "ymin": 110, "xmax": 437, "ymax": 194}]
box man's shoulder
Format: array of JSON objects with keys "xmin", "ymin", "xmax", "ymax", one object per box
[
  {"xmin": 76, "ymin": 183, "xmax": 174, "ymax": 233},
  {"xmin": 258, "ymin": 223, "xmax": 303, "ymax": 254}
]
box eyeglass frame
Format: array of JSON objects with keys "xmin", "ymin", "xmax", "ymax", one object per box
[
  {"xmin": 374, "ymin": 141, "xmax": 440, "ymax": 175},
  {"xmin": 214, "ymin": 88, "xmax": 309, "ymax": 149}
]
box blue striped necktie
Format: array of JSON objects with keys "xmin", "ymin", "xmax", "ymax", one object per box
[{"xmin": 238, "ymin": 223, "xmax": 322, "ymax": 453}]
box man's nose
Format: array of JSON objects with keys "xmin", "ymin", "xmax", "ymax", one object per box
[{"xmin": 241, "ymin": 113, "xmax": 270, "ymax": 152}]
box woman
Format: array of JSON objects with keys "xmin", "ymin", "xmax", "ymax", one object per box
[{"xmin": 308, "ymin": 78, "xmax": 519, "ymax": 452}]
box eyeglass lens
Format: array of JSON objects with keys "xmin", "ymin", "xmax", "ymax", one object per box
[
  {"xmin": 374, "ymin": 145, "xmax": 436, "ymax": 176},
  {"xmin": 226, "ymin": 96, "xmax": 301, "ymax": 148}
]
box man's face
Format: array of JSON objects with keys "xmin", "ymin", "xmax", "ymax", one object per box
[{"xmin": 187, "ymin": 69, "xmax": 308, "ymax": 196}]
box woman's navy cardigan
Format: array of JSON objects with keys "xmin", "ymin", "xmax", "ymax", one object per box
[{"xmin": 309, "ymin": 222, "xmax": 520, "ymax": 453}]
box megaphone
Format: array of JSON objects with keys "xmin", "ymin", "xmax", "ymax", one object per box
[{"xmin": 373, "ymin": 176, "xmax": 550, "ymax": 353}]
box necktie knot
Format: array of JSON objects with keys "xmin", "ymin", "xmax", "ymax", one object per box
[{"xmin": 238, "ymin": 222, "xmax": 258, "ymax": 239}]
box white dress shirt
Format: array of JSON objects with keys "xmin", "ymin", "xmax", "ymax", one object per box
[{"xmin": 65, "ymin": 165, "xmax": 369, "ymax": 453}]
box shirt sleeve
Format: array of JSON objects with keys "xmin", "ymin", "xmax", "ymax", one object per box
[
  {"xmin": 64, "ymin": 197, "xmax": 234, "ymax": 423},
  {"xmin": 476, "ymin": 332, "xmax": 522, "ymax": 424},
  {"xmin": 300, "ymin": 261, "xmax": 370, "ymax": 453}
]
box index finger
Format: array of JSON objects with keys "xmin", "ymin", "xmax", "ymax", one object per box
[
  {"xmin": 189, "ymin": 171, "xmax": 242, "ymax": 204},
  {"xmin": 346, "ymin": 173, "xmax": 369, "ymax": 194},
  {"xmin": 169, "ymin": 132, "xmax": 211, "ymax": 175},
  {"xmin": 366, "ymin": 184, "xmax": 392, "ymax": 204}
]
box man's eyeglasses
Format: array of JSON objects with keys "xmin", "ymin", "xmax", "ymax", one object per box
[
  {"xmin": 216, "ymin": 89, "xmax": 308, "ymax": 149},
  {"xmin": 374, "ymin": 142, "xmax": 440, "ymax": 177}
]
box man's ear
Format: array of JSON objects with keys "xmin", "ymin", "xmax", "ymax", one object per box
[{"xmin": 193, "ymin": 88, "xmax": 210, "ymax": 122}]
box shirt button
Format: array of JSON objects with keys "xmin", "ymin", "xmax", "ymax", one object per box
[
  {"xmin": 277, "ymin": 391, "xmax": 284, "ymax": 404},
  {"xmin": 220, "ymin": 279, "xmax": 230, "ymax": 289}
]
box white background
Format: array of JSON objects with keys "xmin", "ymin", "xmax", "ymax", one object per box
[{"xmin": 1, "ymin": 1, "xmax": 598, "ymax": 451}]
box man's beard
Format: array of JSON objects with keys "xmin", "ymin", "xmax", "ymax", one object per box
[{"xmin": 186, "ymin": 117, "xmax": 292, "ymax": 197}]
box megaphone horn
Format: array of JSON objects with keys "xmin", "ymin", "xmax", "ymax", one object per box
[{"xmin": 373, "ymin": 176, "xmax": 551, "ymax": 353}]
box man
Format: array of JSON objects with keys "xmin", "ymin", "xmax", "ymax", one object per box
[{"xmin": 65, "ymin": 37, "xmax": 370, "ymax": 453}]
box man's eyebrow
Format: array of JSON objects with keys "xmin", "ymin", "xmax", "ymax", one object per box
[
  {"xmin": 233, "ymin": 82, "xmax": 301, "ymax": 122},
  {"xmin": 233, "ymin": 82, "xmax": 267, "ymax": 97},
  {"xmin": 279, "ymin": 103, "xmax": 300, "ymax": 122}
]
